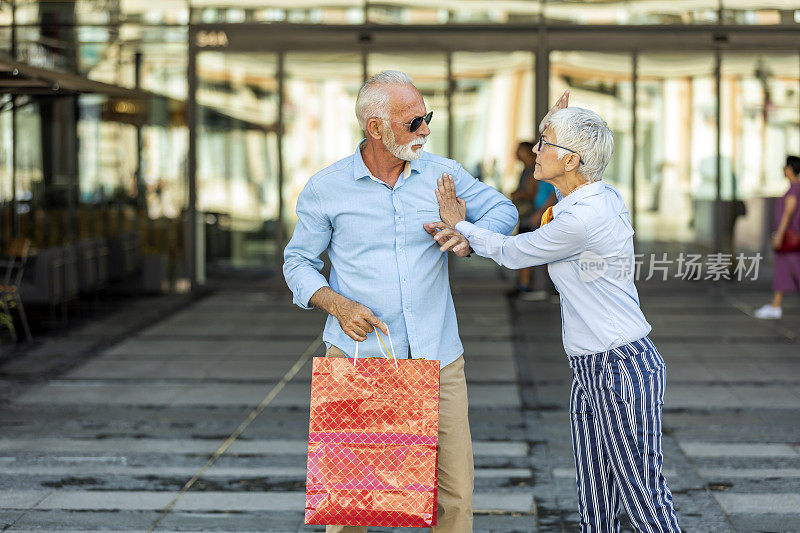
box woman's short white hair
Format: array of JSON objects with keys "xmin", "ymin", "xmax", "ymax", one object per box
[
  {"xmin": 355, "ymin": 70, "xmax": 414, "ymax": 132},
  {"xmin": 545, "ymin": 107, "xmax": 614, "ymax": 183}
]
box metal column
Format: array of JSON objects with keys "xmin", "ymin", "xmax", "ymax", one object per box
[{"xmin": 187, "ymin": 26, "xmax": 198, "ymax": 289}]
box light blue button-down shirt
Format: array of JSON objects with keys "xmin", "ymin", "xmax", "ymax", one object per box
[
  {"xmin": 283, "ymin": 141, "xmax": 518, "ymax": 367},
  {"xmin": 456, "ymin": 180, "xmax": 651, "ymax": 357}
]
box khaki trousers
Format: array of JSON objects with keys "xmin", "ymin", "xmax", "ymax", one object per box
[{"xmin": 324, "ymin": 345, "xmax": 474, "ymax": 533}]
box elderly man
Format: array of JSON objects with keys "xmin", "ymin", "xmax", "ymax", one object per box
[
  {"xmin": 283, "ymin": 70, "xmax": 518, "ymax": 533},
  {"xmin": 434, "ymin": 97, "xmax": 682, "ymax": 533}
]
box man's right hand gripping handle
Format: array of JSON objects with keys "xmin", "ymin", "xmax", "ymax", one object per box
[{"xmin": 309, "ymin": 287, "xmax": 389, "ymax": 342}]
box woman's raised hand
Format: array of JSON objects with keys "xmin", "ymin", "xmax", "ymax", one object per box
[
  {"xmin": 436, "ymin": 173, "xmax": 467, "ymax": 227},
  {"xmin": 538, "ymin": 90, "xmax": 570, "ymax": 133}
]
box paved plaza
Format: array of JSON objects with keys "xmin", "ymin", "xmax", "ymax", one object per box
[{"xmin": 1, "ymin": 258, "xmax": 799, "ymax": 532}]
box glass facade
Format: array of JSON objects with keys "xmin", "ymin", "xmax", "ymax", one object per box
[
  {"xmin": 283, "ymin": 52, "xmax": 363, "ymax": 234},
  {"xmin": 545, "ymin": 0, "xmax": 719, "ymax": 24},
  {"xmin": 452, "ymin": 52, "xmax": 535, "ymax": 194},
  {"xmin": 1, "ymin": 1, "xmax": 799, "ymax": 290},
  {"xmin": 636, "ymin": 53, "xmax": 717, "ymax": 245},
  {"xmin": 551, "ymin": 51, "xmax": 634, "ymax": 204}
]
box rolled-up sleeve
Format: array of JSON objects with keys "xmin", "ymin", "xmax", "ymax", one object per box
[
  {"xmin": 456, "ymin": 212, "xmax": 586, "ymax": 269},
  {"xmin": 453, "ymin": 164, "xmax": 518, "ymax": 235},
  {"xmin": 283, "ymin": 180, "xmax": 332, "ymax": 309}
]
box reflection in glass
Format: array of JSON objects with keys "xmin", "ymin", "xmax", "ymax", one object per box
[
  {"xmin": 0, "ymin": 27, "xmax": 11, "ymax": 54},
  {"xmin": 120, "ymin": 27, "xmax": 189, "ymax": 99},
  {"xmin": 197, "ymin": 52, "xmax": 280, "ymax": 270},
  {"xmin": 14, "ymin": 101, "xmax": 44, "ymax": 247},
  {"xmin": 0, "ymin": 97, "xmax": 11, "ymax": 251},
  {"xmin": 190, "ymin": 0, "xmax": 364, "ymax": 24},
  {"xmin": 79, "ymin": 26, "xmax": 126, "ymax": 86},
  {"xmin": 722, "ymin": 1, "xmax": 800, "ymax": 24},
  {"xmin": 550, "ymin": 51, "xmax": 633, "ymax": 203},
  {"xmin": 78, "ymin": 94, "xmax": 138, "ymax": 209},
  {"xmin": 118, "ymin": 0, "xmax": 189, "ymax": 24},
  {"xmin": 636, "ymin": 53, "xmax": 716, "ymax": 244},
  {"xmin": 722, "ymin": 54, "xmax": 800, "ymax": 197},
  {"xmin": 368, "ymin": 0, "xmax": 540, "ymax": 24},
  {"xmin": 546, "ymin": 0, "xmax": 718, "ymax": 24},
  {"xmin": 283, "ymin": 53, "xmax": 363, "ymax": 235},
  {"xmin": 0, "ymin": 2, "xmax": 12, "ymax": 25},
  {"xmin": 452, "ymin": 51, "xmax": 534, "ymax": 194},
  {"xmin": 721, "ymin": 53, "xmax": 800, "ymax": 250}
]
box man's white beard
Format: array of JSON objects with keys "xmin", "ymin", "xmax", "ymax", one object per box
[{"xmin": 383, "ymin": 123, "xmax": 427, "ymax": 162}]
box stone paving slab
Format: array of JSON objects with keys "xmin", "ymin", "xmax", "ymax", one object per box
[
  {"xmin": 680, "ymin": 442, "xmax": 799, "ymax": 458},
  {"xmin": 12, "ymin": 382, "xmax": 522, "ymax": 409},
  {"xmin": 713, "ymin": 493, "xmax": 800, "ymax": 514},
  {"xmin": 0, "ymin": 465, "xmax": 533, "ymax": 491},
  {"xmin": 699, "ymin": 468, "xmax": 800, "ymax": 479},
  {"xmin": 0, "ymin": 491, "xmax": 535, "ymax": 514},
  {"xmin": 726, "ymin": 515, "xmax": 800, "ymax": 533},
  {"xmin": 0, "ymin": 439, "xmax": 529, "ymax": 457}
]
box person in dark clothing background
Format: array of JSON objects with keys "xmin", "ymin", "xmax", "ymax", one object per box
[{"xmin": 510, "ymin": 141, "xmax": 557, "ymax": 301}]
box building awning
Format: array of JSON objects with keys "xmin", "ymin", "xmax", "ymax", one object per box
[
  {"xmin": 0, "ymin": 54, "xmax": 145, "ymax": 98},
  {"xmin": 0, "ymin": 54, "xmax": 273, "ymax": 131}
]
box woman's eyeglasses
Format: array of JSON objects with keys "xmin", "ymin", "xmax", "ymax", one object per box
[
  {"xmin": 536, "ymin": 137, "xmax": 584, "ymax": 165},
  {"xmin": 375, "ymin": 111, "xmax": 433, "ymax": 133}
]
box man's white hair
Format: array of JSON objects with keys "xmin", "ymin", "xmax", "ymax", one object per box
[
  {"xmin": 545, "ymin": 107, "xmax": 614, "ymax": 183},
  {"xmin": 355, "ymin": 70, "xmax": 414, "ymax": 132}
]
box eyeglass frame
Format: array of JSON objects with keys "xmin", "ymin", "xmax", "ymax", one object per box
[
  {"xmin": 372, "ymin": 111, "xmax": 433, "ymax": 133},
  {"xmin": 535, "ymin": 137, "xmax": 584, "ymax": 165}
]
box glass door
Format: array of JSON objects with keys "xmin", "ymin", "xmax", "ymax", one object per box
[
  {"xmin": 550, "ymin": 51, "xmax": 634, "ymax": 202},
  {"xmin": 196, "ymin": 51, "xmax": 280, "ymax": 274},
  {"xmin": 452, "ymin": 51, "xmax": 535, "ymax": 195},
  {"xmin": 282, "ymin": 52, "xmax": 364, "ymax": 237}
]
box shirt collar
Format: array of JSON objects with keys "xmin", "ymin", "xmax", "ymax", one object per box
[
  {"xmin": 552, "ymin": 180, "xmax": 605, "ymax": 217},
  {"xmin": 352, "ymin": 139, "xmax": 420, "ymax": 182}
]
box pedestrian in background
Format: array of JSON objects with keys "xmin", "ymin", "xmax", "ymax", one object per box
[
  {"xmin": 755, "ymin": 155, "xmax": 800, "ymax": 319},
  {"xmin": 510, "ymin": 141, "xmax": 557, "ymax": 301},
  {"xmin": 510, "ymin": 141, "xmax": 538, "ymax": 297}
]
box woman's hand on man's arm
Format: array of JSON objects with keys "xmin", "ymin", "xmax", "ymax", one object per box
[
  {"xmin": 424, "ymin": 222, "xmax": 471, "ymax": 257},
  {"xmin": 436, "ymin": 173, "xmax": 467, "ymax": 227}
]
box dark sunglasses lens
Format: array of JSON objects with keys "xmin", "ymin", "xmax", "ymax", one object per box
[{"xmin": 409, "ymin": 112, "xmax": 433, "ymax": 133}]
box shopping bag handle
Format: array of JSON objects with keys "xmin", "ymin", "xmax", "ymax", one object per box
[{"xmin": 353, "ymin": 328, "xmax": 398, "ymax": 368}]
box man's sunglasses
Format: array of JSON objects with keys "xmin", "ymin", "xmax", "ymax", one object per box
[{"xmin": 376, "ymin": 111, "xmax": 433, "ymax": 133}]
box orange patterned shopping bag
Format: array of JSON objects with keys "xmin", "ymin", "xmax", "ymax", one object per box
[{"xmin": 305, "ymin": 332, "xmax": 439, "ymax": 527}]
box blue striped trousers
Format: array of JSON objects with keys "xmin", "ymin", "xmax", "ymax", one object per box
[{"xmin": 567, "ymin": 337, "xmax": 681, "ymax": 533}]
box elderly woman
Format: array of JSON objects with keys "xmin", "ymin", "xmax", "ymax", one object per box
[{"xmin": 432, "ymin": 99, "xmax": 682, "ymax": 533}]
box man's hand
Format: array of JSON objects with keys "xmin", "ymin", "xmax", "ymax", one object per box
[
  {"xmin": 538, "ymin": 90, "xmax": 570, "ymax": 133},
  {"xmin": 424, "ymin": 222, "xmax": 471, "ymax": 257},
  {"xmin": 332, "ymin": 298, "xmax": 388, "ymax": 342},
  {"xmin": 436, "ymin": 173, "xmax": 467, "ymax": 227},
  {"xmin": 309, "ymin": 287, "xmax": 388, "ymax": 342}
]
